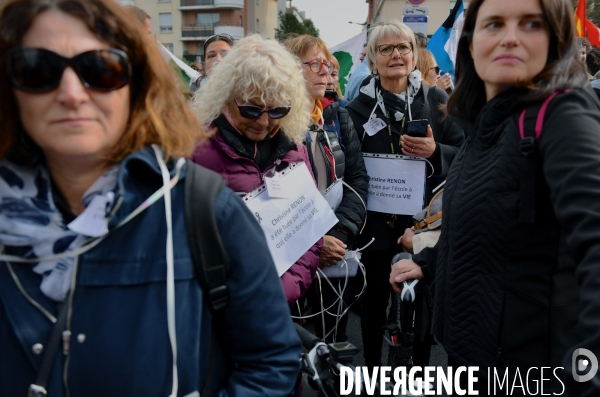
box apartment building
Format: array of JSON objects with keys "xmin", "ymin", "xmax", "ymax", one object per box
[{"xmin": 120, "ymin": 0, "xmax": 284, "ymax": 63}]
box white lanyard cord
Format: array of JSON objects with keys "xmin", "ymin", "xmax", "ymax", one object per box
[{"xmin": 151, "ymin": 145, "xmax": 179, "ymax": 397}]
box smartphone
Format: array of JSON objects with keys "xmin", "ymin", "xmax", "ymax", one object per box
[{"xmin": 406, "ymin": 119, "xmax": 428, "ymax": 138}]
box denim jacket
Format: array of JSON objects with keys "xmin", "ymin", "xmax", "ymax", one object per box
[{"xmin": 0, "ymin": 147, "xmax": 301, "ymax": 396}]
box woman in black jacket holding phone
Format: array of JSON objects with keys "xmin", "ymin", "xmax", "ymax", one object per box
[{"xmin": 346, "ymin": 19, "xmax": 464, "ymax": 368}]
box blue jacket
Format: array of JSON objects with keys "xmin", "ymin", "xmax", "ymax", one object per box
[{"xmin": 0, "ymin": 147, "xmax": 302, "ymax": 396}]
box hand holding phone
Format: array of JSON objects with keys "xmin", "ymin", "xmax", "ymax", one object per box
[
  {"xmin": 401, "ymin": 121, "xmax": 436, "ymax": 158},
  {"xmin": 406, "ymin": 119, "xmax": 429, "ymax": 138}
]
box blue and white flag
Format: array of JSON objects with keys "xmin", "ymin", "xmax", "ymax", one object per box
[{"xmin": 426, "ymin": 0, "xmax": 465, "ymax": 81}]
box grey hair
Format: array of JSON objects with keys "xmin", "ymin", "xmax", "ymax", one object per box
[
  {"xmin": 367, "ymin": 19, "xmax": 418, "ymax": 75},
  {"xmin": 192, "ymin": 34, "xmax": 312, "ymax": 143}
]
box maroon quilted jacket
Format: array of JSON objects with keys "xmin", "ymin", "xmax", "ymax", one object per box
[{"xmin": 192, "ymin": 115, "xmax": 322, "ymax": 304}]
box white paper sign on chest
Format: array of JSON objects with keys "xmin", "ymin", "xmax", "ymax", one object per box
[
  {"xmin": 244, "ymin": 162, "xmax": 338, "ymax": 276},
  {"xmin": 363, "ymin": 118, "xmax": 387, "ymax": 137},
  {"xmin": 363, "ymin": 154, "xmax": 426, "ymax": 216},
  {"xmin": 265, "ymin": 173, "xmax": 289, "ymax": 199}
]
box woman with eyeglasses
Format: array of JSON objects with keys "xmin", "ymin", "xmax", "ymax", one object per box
[
  {"xmin": 0, "ymin": 0, "xmax": 302, "ymax": 395},
  {"xmin": 284, "ymin": 35, "xmax": 369, "ymax": 343},
  {"xmin": 192, "ymin": 34, "xmax": 323, "ymax": 306},
  {"xmin": 345, "ymin": 19, "xmax": 464, "ymax": 368},
  {"xmin": 417, "ymin": 49, "xmax": 454, "ymax": 94},
  {"xmin": 416, "ymin": 49, "xmax": 440, "ymax": 87}
]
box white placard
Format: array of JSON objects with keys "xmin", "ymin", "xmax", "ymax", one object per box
[
  {"xmin": 363, "ymin": 154, "xmax": 426, "ymax": 216},
  {"xmin": 244, "ymin": 163, "xmax": 338, "ymax": 276}
]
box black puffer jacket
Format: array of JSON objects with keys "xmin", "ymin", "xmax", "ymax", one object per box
[
  {"xmin": 346, "ymin": 76, "xmax": 465, "ymax": 250},
  {"xmin": 315, "ymin": 100, "xmax": 369, "ymax": 244},
  {"xmin": 416, "ymin": 88, "xmax": 600, "ymax": 396}
]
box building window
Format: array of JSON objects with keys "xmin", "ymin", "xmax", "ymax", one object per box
[
  {"xmin": 197, "ymin": 43, "xmax": 205, "ymax": 57},
  {"xmin": 159, "ymin": 13, "xmax": 172, "ymax": 33},
  {"xmin": 164, "ymin": 43, "xmax": 174, "ymax": 53},
  {"xmin": 196, "ymin": 13, "xmax": 220, "ymax": 26}
]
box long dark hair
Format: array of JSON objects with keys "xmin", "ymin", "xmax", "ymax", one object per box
[
  {"xmin": 0, "ymin": 0, "xmax": 208, "ymax": 163},
  {"xmin": 447, "ymin": 0, "xmax": 588, "ymax": 121}
]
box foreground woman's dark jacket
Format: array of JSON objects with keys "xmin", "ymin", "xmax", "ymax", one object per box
[{"xmin": 416, "ymin": 88, "xmax": 600, "ymax": 395}]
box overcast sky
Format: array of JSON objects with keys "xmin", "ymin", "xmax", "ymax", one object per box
[{"xmin": 290, "ymin": 0, "xmax": 369, "ymax": 48}]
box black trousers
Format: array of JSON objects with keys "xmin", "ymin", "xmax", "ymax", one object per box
[{"xmin": 360, "ymin": 248, "xmax": 432, "ymax": 368}]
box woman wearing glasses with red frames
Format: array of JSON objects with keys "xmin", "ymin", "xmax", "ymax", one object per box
[
  {"xmin": 0, "ymin": 1, "xmax": 302, "ymax": 396},
  {"xmin": 345, "ymin": 19, "xmax": 465, "ymax": 370},
  {"xmin": 284, "ymin": 35, "xmax": 370, "ymax": 345},
  {"xmin": 192, "ymin": 34, "xmax": 323, "ymax": 309}
]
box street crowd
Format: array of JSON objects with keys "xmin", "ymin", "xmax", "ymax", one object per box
[{"xmin": 0, "ymin": 0, "xmax": 599, "ymax": 396}]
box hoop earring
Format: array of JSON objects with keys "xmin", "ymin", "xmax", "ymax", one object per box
[{"xmin": 371, "ymin": 68, "xmax": 379, "ymax": 76}]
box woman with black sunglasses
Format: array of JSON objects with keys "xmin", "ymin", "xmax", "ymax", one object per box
[
  {"xmin": 192, "ymin": 34, "xmax": 323, "ymax": 307},
  {"xmin": 0, "ymin": 0, "xmax": 302, "ymax": 396},
  {"xmin": 345, "ymin": 19, "xmax": 465, "ymax": 369}
]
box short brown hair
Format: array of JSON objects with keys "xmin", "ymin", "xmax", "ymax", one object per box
[
  {"xmin": 0, "ymin": 0, "xmax": 208, "ymax": 163},
  {"xmin": 447, "ymin": 0, "xmax": 588, "ymax": 121},
  {"xmin": 284, "ymin": 34, "xmax": 332, "ymax": 61}
]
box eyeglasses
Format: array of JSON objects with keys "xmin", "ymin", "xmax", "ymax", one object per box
[
  {"xmin": 430, "ymin": 66, "xmax": 441, "ymax": 75},
  {"xmin": 234, "ymin": 98, "xmax": 291, "ymax": 120},
  {"xmin": 376, "ymin": 43, "xmax": 413, "ymax": 57},
  {"xmin": 302, "ymin": 58, "xmax": 333, "ymax": 74},
  {"xmin": 204, "ymin": 33, "xmax": 234, "ymax": 48},
  {"xmin": 6, "ymin": 47, "xmax": 131, "ymax": 93}
]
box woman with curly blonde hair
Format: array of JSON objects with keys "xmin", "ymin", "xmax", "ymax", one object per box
[{"xmin": 192, "ymin": 34, "xmax": 321, "ymax": 305}]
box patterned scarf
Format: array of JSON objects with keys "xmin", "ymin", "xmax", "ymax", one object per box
[{"xmin": 0, "ymin": 160, "xmax": 118, "ymax": 301}]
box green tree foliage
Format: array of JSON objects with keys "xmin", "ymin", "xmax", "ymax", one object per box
[{"xmin": 275, "ymin": 11, "xmax": 320, "ymax": 41}]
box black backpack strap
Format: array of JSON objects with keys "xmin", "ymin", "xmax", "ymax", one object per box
[
  {"xmin": 185, "ymin": 160, "xmax": 230, "ymax": 312},
  {"xmin": 184, "ymin": 160, "xmax": 230, "ymax": 397},
  {"xmin": 517, "ymin": 90, "xmax": 567, "ymax": 223},
  {"xmin": 518, "ymin": 106, "xmax": 539, "ymax": 223}
]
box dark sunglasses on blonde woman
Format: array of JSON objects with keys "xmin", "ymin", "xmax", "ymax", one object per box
[
  {"xmin": 7, "ymin": 47, "xmax": 131, "ymax": 93},
  {"xmin": 234, "ymin": 98, "xmax": 291, "ymax": 119}
]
